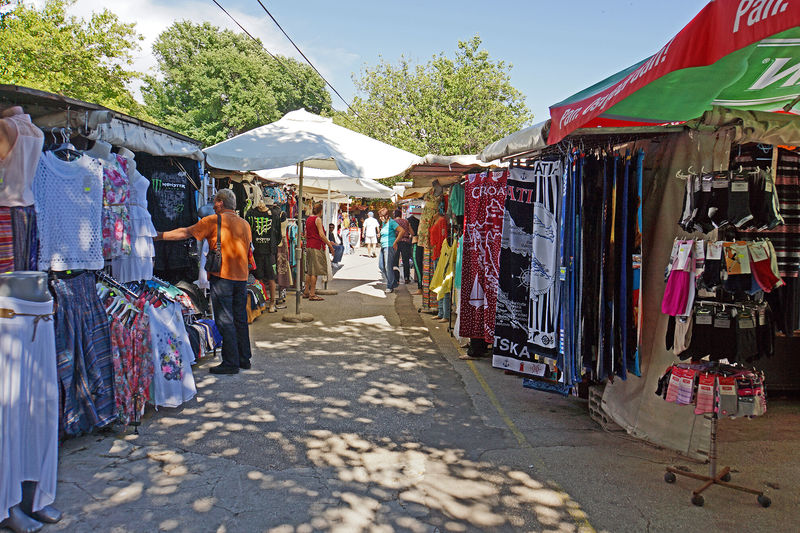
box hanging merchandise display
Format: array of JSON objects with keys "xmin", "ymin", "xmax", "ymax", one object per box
[
  {"xmin": 34, "ymin": 152, "xmax": 105, "ymax": 271},
  {"xmin": 656, "ymin": 361, "xmax": 771, "ymax": 508},
  {"xmin": 459, "ymin": 170, "xmax": 508, "ymax": 344},
  {"xmin": 493, "ymin": 161, "xmax": 562, "ymax": 377},
  {"xmin": 556, "ymin": 151, "xmax": 583, "ymax": 391},
  {"xmin": 138, "ymin": 153, "xmax": 199, "ymax": 281},
  {"xmin": 50, "ymin": 271, "xmax": 117, "ymax": 435},
  {"xmin": 96, "ymin": 282, "xmax": 154, "ymax": 429},
  {"xmin": 111, "ymin": 149, "xmax": 157, "ymax": 283},
  {"xmin": 418, "ymin": 191, "xmax": 440, "ymax": 312},
  {"xmin": 575, "ymin": 151, "xmax": 644, "ymax": 381},
  {"xmin": 0, "ymin": 96, "xmax": 212, "ymax": 528}
]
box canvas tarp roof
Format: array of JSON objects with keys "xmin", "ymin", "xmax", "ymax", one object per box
[
  {"xmin": 478, "ymin": 121, "xmax": 550, "ymax": 162},
  {"xmin": 401, "ymin": 154, "xmax": 505, "ymax": 187},
  {"xmin": 0, "ymin": 84, "xmax": 204, "ymax": 160}
]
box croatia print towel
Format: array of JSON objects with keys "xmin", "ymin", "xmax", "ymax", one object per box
[
  {"xmin": 458, "ymin": 170, "xmax": 509, "ymax": 343},
  {"xmin": 493, "ymin": 161, "xmax": 562, "ymax": 376}
]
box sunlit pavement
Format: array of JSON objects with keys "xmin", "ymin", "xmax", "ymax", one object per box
[{"xmin": 50, "ymin": 248, "xmax": 800, "ymax": 532}]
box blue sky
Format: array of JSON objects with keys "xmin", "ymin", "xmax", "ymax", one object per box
[{"xmin": 44, "ymin": 0, "xmax": 710, "ymax": 123}]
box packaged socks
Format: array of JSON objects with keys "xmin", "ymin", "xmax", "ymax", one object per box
[
  {"xmin": 718, "ymin": 376, "xmax": 738, "ymax": 416},
  {"xmin": 695, "ymin": 373, "xmax": 716, "ymax": 415}
]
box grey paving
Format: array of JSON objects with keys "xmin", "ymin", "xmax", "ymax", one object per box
[{"xmin": 32, "ymin": 249, "xmax": 800, "ymax": 533}]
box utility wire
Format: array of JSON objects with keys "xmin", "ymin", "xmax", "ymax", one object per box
[
  {"xmin": 254, "ymin": 0, "xmax": 358, "ymax": 118},
  {"xmin": 210, "ymin": 0, "xmax": 306, "ymax": 86},
  {"xmin": 210, "ymin": 0, "xmax": 360, "ymax": 127}
]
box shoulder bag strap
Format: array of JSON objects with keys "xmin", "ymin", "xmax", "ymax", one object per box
[{"xmin": 216, "ymin": 214, "xmax": 222, "ymax": 251}]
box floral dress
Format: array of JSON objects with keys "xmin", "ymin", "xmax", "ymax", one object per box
[
  {"xmin": 102, "ymin": 154, "xmax": 131, "ymax": 259},
  {"xmin": 130, "ymin": 306, "xmax": 154, "ymax": 421},
  {"xmin": 105, "ymin": 296, "xmax": 155, "ymax": 429}
]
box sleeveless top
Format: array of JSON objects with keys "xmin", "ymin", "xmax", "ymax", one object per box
[
  {"xmin": 0, "ymin": 114, "xmax": 44, "ymax": 207},
  {"xmin": 34, "ymin": 152, "xmax": 104, "ymax": 271},
  {"xmin": 305, "ymin": 215, "xmax": 324, "ymax": 250}
]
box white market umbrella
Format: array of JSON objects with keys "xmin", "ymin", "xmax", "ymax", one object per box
[
  {"xmin": 204, "ymin": 109, "xmax": 419, "ymax": 177},
  {"xmin": 204, "ymin": 109, "xmax": 419, "ymax": 320},
  {"xmin": 256, "ymin": 166, "xmax": 394, "ymax": 199}
]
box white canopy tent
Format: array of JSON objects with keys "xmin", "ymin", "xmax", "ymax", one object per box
[
  {"xmin": 204, "ymin": 109, "xmax": 419, "ymax": 177},
  {"xmin": 203, "ymin": 109, "xmax": 419, "ymax": 321},
  {"xmin": 256, "ymin": 166, "xmax": 394, "ymax": 199}
]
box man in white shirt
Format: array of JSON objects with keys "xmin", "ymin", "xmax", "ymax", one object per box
[{"xmin": 362, "ymin": 211, "xmax": 380, "ymax": 258}]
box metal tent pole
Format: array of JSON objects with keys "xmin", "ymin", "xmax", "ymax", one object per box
[
  {"xmin": 318, "ymin": 178, "xmax": 338, "ymax": 295},
  {"xmin": 283, "ymin": 162, "xmax": 314, "ymax": 322}
]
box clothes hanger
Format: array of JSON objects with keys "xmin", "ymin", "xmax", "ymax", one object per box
[{"xmin": 52, "ymin": 127, "xmax": 82, "ymax": 161}]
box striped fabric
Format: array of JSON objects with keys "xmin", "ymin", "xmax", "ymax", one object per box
[
  {"xmin": 0, "ymin": 207, "xmax": 13, "ymax": 272},
  {"xmin": 51, "ymin": 272, "xmax": 116, "ymax": 435},
  {"xmin": 10, "ymin": 205, "xmax": 37, "ymax": 271},
  {"xmin": 422, "ymin": 247, "xmax": 436, "ymax": 311}
]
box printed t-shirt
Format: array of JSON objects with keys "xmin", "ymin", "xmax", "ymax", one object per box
[
  {"xmin": 380, "ymin": 219, "xmax": 398, "ymax": 248},
  {"xmin": 189, "ymin": 211, "xmax": 251, "ymax": 281},
  {"xmin": 245, "ymin": 205, "xmax": 284, "ymax": 256}
]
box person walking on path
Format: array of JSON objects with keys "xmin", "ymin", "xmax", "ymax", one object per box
[
  {"xmin": 394, "ymin": 209, "xmax": 413, "ymax": 284},
  {"xmin": 362, "ymin": 211, "xmax": 380, "ymax": 257},
  {"xmin": 303, "ymin": 203, "xmax": 335, "ymax": 301},
  {"xmin": 156, "ymin": 189, "xmax": 252, "ymax": 374},
  {"xmin": 378, "ymin": 207, "xmax": 406, "ymax": 293}
]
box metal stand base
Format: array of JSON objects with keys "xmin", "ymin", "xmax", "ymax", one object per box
[
  {"xmin": 663, "ymin": 414, "xmax": 772, "ymax": 508},
  {"xmin": 316, "ymin": 289, "xmax": 338, "ymax": 295},
  {"xmin": 282, "ymin": 312, "xmax": 315, "ymax": 323}
]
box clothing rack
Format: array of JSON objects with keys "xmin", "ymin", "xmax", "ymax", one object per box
[
  {"xmin": 662, "ymin": 361, "xmax": 771, "ymax": 507},
  {"xmin": 664, "ymin": 410, "xmax": 771, "ymax": 508},
  {"xmin": 95, "ymin": 271, "xmax": 139, "ymax": 300}
]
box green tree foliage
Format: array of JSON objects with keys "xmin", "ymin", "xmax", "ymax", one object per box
[
  {"xmin": 343, "ymin": 35, "xmax": 532, "ymax": 157},
  {"xmin": 143, "ymin": 21, "xmax": 333, "ymax": 146},
  {"xmin": 0, "ymin": 0, "xmax": 144, "ymax": 116}
]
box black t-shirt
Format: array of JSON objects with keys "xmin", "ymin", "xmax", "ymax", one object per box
[
  {"xmin": 245, "ymin": 205, "xmax": 285, "ymax": 256},
  {"xmin": 231, "ymin": 181, "xmax": 248, "ymax": 215},
  {"xmin": 408, "ymin": 215, "xmax": 420, "ymax": 235},
  {"xmin": 136, "ymin": 152, "xmax": 199, "ymax": 271}
]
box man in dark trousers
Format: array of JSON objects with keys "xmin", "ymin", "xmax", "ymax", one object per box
[{"xmin": 157, "ymin": 189, "xmax": 253, "ymax": 374}]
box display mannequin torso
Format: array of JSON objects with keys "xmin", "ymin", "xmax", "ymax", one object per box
[
  {"xmin": 84, "ymin": 140, "xmax": 112, "ymax": 162},
  {"xmin": 0, "ymin": 272, "xmax": 50, "ymax": 302},
  {"xmin": 0, "ymin": 106, "xmax": 24, "ymax": 158},
  {"xmin": 117, "ymin": 147, "xmax": 136, "ymax": 170}
]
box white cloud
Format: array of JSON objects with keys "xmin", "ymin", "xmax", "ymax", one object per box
[{"xmin": 28, "ymin": 0, "xmax": 359, "ymax": 106}]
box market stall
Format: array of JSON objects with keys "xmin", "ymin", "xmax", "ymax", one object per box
[
  {"xmin": 474, "ymin": 0, "xmax": 800, "ymax": 465},
  {"xmin": 400, "ymin": 155, "xmax": 506, "ymax": 335},
  {"xmin": 0, "ymin": 86, "xmax": 216, "ymax": 526}
]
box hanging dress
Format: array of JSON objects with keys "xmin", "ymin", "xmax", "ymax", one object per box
[
  {"xmin": 146, "ymin": 301, "xmax": 197, "ymax": 408},
  {"xmin": 111, "ymin": 162, "xmax": 156, "ymax": 282}
]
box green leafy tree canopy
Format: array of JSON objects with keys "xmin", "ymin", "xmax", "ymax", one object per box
[
  {"xmin": 142, "ymin": 21, "xmax": 332, "ymax": 146},
  {"xmin": 342, "ymin": 35, "xmax": 532, "ymax": 157},
  {"xmin": 0, "ymin": 0, "xmax": 144, "ymax": 116}
]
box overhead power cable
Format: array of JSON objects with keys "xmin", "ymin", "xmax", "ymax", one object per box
[
  {"xmin": 210, "ymin": 0, "xmax": 306, "ymax": 86},
  {"xmin": 254, "ymin": 0, "xmax": 358, "ymax": 117},
  {"xmin": 210, "ymin": 0, "xmax": 360, "ymax": 127}
]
